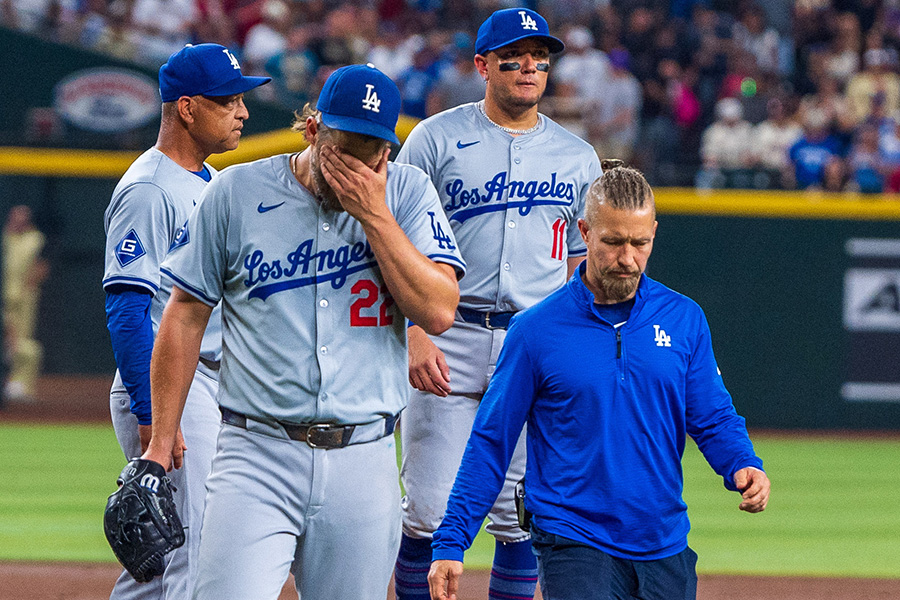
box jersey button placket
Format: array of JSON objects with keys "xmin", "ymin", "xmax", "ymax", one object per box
[
  {"xmin": 497, "ymin": 141, "xmax": 520, "ymax": 310},
  {"xmin": 315, "ymin": 216, "xmax": 334, "ymax": 418}
]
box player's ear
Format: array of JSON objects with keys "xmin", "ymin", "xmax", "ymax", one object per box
[
  {"xmin": 474, "ymin": 54, "xmax": 489, "ymax": 80},
  {"xmin": 578, "ymin": 218, "xmax": 590, "ymax": 243},
  {"xmin": 306, "ymin": 117, "xmax": 319, "ymax": 146},
  {"xmin": 175, "ymin": 97, "xmax": 195, "ymax": 124}
]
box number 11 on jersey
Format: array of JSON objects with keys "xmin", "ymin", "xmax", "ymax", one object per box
[{"xmin": 551, "ymin": 218, "xmax": 566, "ymax": 261}]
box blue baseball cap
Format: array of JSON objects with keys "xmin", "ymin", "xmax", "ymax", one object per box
[
  {"xmin": 316, "ymin": 64, "xmax": 401, "ymax": 145},
  {"xmin": 158, "ymin": 44, "xmax": 270, "ymax": 102},
  {"xmin": 475, "ymin": 8, "xmax": 564, "ymax": 56}
]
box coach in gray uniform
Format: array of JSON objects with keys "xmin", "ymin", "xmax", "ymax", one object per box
[
  {"xmin": 394, "ymin": 9, "xmax": 603, "ymax": 600},
  {"xmin": 103, "ymin": 44, "xmax": 268, "ymax": 600},
  {"xmin": 142, "ymin": 64, "xmax": 465, "ymax": 600}
]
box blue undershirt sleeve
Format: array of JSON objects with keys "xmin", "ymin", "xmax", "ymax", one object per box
[{"xmin": 105, "ymin": 286, "xmax": 154, "ymax": 425}]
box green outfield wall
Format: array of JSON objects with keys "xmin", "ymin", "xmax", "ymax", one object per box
[{"xmin": 650, "ymin": 190, "xmax": 900, "ymax": 430}]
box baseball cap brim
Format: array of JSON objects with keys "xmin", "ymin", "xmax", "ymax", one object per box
[
  {"xmin": 479, "ymin": 33, "xmax": 565, "ymax": 56},
  {"xmin": 320, "ymin": 112, "xmax": 400, "ymax": 145},
  {"xmin": 202, "ymin": 74, "xmax": 272, "ymax": 97}
]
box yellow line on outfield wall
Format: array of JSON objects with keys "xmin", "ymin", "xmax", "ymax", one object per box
[
  {"xmin": 0, "ymin": 115, "xmax": 421, "ymax": 178},
  {"xmin": 3, "ymin": 130, "xmax": 900, "ymax": 221},
  {"xmin": 654, "ymin": 188, "xmax": 900, "ymax": 220}
]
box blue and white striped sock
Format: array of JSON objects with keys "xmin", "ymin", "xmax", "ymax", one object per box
[
  {"xmin": 489, "ymin": 539, "xmax": 538, "ymax": 600},
  {"xmin": 394, "ymin": 534, "xmax": 432, "ymax": 600}
]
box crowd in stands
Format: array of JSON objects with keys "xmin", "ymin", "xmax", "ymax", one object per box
[{"xmin": 5, "ymin": 0, "xmax": 900, "ymax": 193}]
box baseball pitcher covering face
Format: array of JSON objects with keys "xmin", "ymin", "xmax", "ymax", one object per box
[
  {"xmin": 393, "ymin": 8, "xmax": 602, "ymax": 600},
  {"xmin": 102, "ymin": 43, "xmax": 268, "ymax": 600},
  {"xmin": 141, "ymin": 63, "xmax": 465, "ymax": 600}
]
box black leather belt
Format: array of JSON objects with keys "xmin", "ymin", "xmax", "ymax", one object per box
[
  {"xmin": 457, "ymin": 307, "xmax": 517, "ymax": 330},
  {"xmin": 220, "ymin": 407, "xmax": 397, "ymax": 449},
  {"xmin": 198, "ymin": 357, "xmax": 220, "ymax": 372}
]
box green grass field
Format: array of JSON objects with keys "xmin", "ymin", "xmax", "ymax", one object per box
[{"xmin": 1, "ymin": 423, "xmax": 898, "ymax": 577}]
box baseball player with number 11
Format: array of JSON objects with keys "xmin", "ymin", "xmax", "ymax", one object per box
[
  {"xmin": 394, "ymin": 8, "xmax": 603, "ymax": 600},
  {"xmin": 142, "ymin": 63, "xmax": 465, "ymax": 600}
]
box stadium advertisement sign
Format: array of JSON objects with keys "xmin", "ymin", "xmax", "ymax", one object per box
[
  {"xmin": 842, "ymin": 238, "xmax": 900, "ymax": 403},
  {"xmin": 54, "ymin": 68, "xmax": 158, "ymax": 133}
]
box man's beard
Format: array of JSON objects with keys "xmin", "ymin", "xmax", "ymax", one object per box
[
  {"xmin": 598, "ymin": 267, "xmax": 641, "ymax": 302},
  {"xmin": 310, "ymin": 150, "xmax": 345, "ymax": 213}
]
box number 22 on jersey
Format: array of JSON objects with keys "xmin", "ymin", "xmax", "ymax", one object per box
[{"xmin": 350, "ymin": 279, "xmax": 394, "ymax": 326}]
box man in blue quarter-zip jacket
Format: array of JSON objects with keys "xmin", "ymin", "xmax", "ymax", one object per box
[{"xmin": 427, "ymin": 165, "xmax": 770, "ymax": 600}]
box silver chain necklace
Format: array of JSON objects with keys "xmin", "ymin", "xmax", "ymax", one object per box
[{"xmin": 477, "ymin": 100, "xmax": 541, "ymax": 135}]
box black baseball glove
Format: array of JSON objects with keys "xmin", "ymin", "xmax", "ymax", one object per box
[{"xmin": 103, "ymin": 459, "xmax": 185, "ymax": 583}]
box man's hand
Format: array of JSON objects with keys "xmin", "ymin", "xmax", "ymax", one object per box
[
  {"xmin": 408, "ymin": 325, "xmax": 451, "ymax": 397},
  {"xmin": 428, "ymin": 560, "xmax": 464, "ymax": 600},
  {"xmin": 319, "ymin": 146, "xmax": 390, "ymax": 224},
  {"xmin": 734, "ymin": 466, "xmax": 770, "ymax": 513},
  {"xmin": 141, "ymin": 428, "xmax": 187, "ymax": 472}
]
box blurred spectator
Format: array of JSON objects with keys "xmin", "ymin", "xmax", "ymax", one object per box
[
  {"xmin": 719, "ymin": 49, "xmax": 769, "ymax": 124},
  {"xmin": 622, "ymin": 6, "xmax": 663, "ymax": 82},
  {"xmin": 696, "ymin": 97, "xmax": 754, "ymax": 188},
  {"xmin": 367, "ymin": 22, "xmax": 419, "ymax": 80},
  {"xmin": 846, "ymin": 48, "xmax": 900, "ymax": 124},
  {"xmin": 637, "ymin": 58, "xmax": 701, "ymax": 186},
  {"xmin": 733, "ymin": 4, "xmax": 782, "ymax": 75},
  {"xmin": 667, "ymin": 62, "xmax": 702, "ymax": 131},
  {"xmin": 801, "ymin": 75, "xmax": 857, "ymax": 137},
  {"xmin": 822, "ymin": 155, "xmax": 848, "ymax": 192},
  {"xmin": 3, "ymin": 206, "xmax": 48, "ymax": 404},
  {"xmin": 129, "ymin": 0, "xmax": 198, "ymax": 65},
  {"xmin": 243, "ymin": 0, "xmax": 291, "ymax": 76},
  {"xmin": 6, "ymin": 0, "xmax": 57, "ymax": 32},
  {"xmin": 309, "ymin": 4, "xmax": 368, "ymax": 69},
  {"xmin": 193, "ymin": 0, "xmax": 238, "ymax": 49},
  {"xmin": 396, "ymin": 46, "xmax": 440, "ymax": 119},
  {"xmin": 553, "ymin": 26, "xmax": 611, "ymax": 106},
  {"xmin": 824, "ymin": 12, "xmax": 862, "ymax": 86},
  {"xmin": 586, "ymin": 48, "xmax": 642, "ymax": 162},
  {"xmin": 788, "ymin": 108, "xmax": 845, "ymax": 190},
  {"xmin": 879, "ymin": 110, "xmax": 900, "ymax": 167},
  {"xmin": 753, "ymin": 97, "xmax": 803, "ymax": 187},
  {"xmin": 70, "ymin": 0, "xmax": 113, "ymax": 49},
  {"xmin": 862, "ymin": 27, "xmax": 899, "ymax": 66},
  {"xmin": 426, "ymin": 46, "xmax": 484, "ymax": 116},
  {"xmin": 265, "ymin": 25, "xmax": 319, "ymax": 111},
  {"xmin": 92, "ymin": 2, "xmax": 138, "ymax": 62},
  {"xmin": 847, "ymin": 123, "xmax": 888, "ymax": 192},
  {"xmin": 689, "ymin": 6, "xmax": 734, "ymax": 114},
  {"xmin": 544, "ymin": 25, "xmax": 609, "ymax": 140}
]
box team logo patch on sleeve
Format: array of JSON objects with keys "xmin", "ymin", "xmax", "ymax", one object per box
[
  {"xmin": 115, "ymin": 229, "xmax": 146, "ymax": 267},
  {"xmin": 169, "ymin": 221, "xmax": 190, "ymax": 252}
]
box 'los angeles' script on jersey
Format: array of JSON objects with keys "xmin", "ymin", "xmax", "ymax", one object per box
[
  {"xmin": 444, "ymin": 171, "xmax": 575, "ymax": 223},
  {"xmin": 244, "ymin": 239, "xmax": 376, "ymax": 300}
]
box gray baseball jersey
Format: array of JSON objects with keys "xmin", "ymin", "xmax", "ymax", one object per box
[
  {"xmin": 102, "ymin": 147, "xmax": 223, "ymax": 600},
  {"xmin": 397, "ymin": 102, "xmax": 602, "ymax": 544},
  {"xmin": 160, "ymin": 153, "xmax": 466, "ymax": 425},
  {"xmin": 396, "ymin": 101, "xmax": 602, "ymax": 312},
  {"xmin": 102, "ymin": 147, "xmax": 222, "ymax": 363}
]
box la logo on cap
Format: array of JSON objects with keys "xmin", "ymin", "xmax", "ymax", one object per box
[
  {"xmin": 223, "ymin": 48, "xmax": 241, "ymax": 70},
  {"xmin": 519, "ymin": 10, "xmax": 538, "ymax": 31},
  {"xmin": 362, "ymin": 83, "xmax": 381, "ymax": 113}
]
